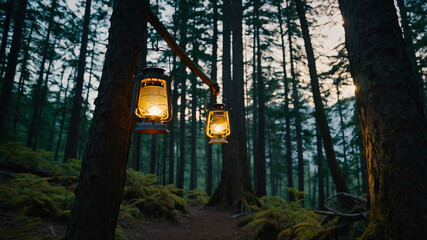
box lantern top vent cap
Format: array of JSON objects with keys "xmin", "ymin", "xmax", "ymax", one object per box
[
  {"xmin": 142, "ymin": 67, "xmax": 166, "ymax": 75},
  {"xmin": 211, "ymin": 103, "xmax": 226, "ymax": 110}
]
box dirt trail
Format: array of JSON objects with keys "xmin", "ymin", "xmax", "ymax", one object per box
[{"xmin": 125, "ymin": 206, "xmax": 251, "ymax": 240}]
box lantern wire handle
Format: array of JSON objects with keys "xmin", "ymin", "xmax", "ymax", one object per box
[{"xmin": 204, "ymin": 91, "xmax": 211, "ymax": 112}]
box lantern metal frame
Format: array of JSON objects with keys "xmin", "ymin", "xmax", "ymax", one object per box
[
  {"xmin": 205, "ymin": 103, "xmax": 231, "ymax": 144},
  {"xmin": 131, "ymin": 67, "xmax": 173, "ymax": 134}
]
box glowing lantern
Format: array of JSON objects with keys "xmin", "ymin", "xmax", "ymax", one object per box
[
  {"xmin": 205, "ymin": 103, "xmax": 231, "ymax": 144},
  {"xmin": 131, "ymin": 67, "xmax": 172, "ymax": 134}
]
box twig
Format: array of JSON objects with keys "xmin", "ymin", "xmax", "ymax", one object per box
[{"xmin": 317, "ymin": 192, "xmax": 369, "ymax": 220}]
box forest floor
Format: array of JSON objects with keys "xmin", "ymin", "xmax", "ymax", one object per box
[
  {"xmin": 124, "ymin": 206, "xmax": 252, "ymax": 240},
  {"xmin": 0, "ymin": 205, "xmax": 252, "ymax": 240}
]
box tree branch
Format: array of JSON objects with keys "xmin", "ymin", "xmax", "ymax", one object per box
[{"xmin": 147, "ymin": 8, "xmax": 220, "ymax": 95}]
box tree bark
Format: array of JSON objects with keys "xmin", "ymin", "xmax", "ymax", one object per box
[
  {"xmin": 396, "ymin": 0, "xmax": 425, "ymax": 108},
  {"xmin": 206, "ymin": 0, "xmax": 218, "ymax": 196},
  {"xmin": 12, "ymin": 19, "xmax": 35, "ymax": 134},
  {"xmin": 176, "ymin": 0, "xmax": 188, "ymax": 190},
  {"xmin": 286, "ymin": 1, "xmax": 305, "ymax": 201},
  {"xmin": 150, "ymin": 135, "xmax": 156, "ymax": 174},
  {"xmin": 251, "ymin": 0, "xmax": 258, "ymax": 190},
  {"xmin": 33, "ymin": 38, "xmax": 57, "ymax": 150},
  {"xmin": 255, "ymin": 0, "xmax": 266, "ymax": 197},
  {"xmin": 27, "ymin": 0, "xmax": 56, "ymax": 147},
  {"xmin": 55, "ymin": 72, "xmax": 73, "ymax": 161},
  {"xmin": 294, "ymin": 0, "xmax": 349, "ymax": 193},
  {"xmin": 0, "ymin": 0, "xmax": 27, "ymax": 141},
  {"xmin": 207, "ymin": 0, "xmax": 258, "ymax": 210},
  {"xmin": 316, "ymin": 123, "xmax": 324, "ymax": 209},
  {"xmin": 339, "ymin": 0, "xmax": 427, "ymax": 238},
  {"xmin": 65, "ymin": 0, "xmax": 147, "ymax": 238},
  {"xmin": 63, "ymin": 0, "xmax": 92, "ymax": 161},
  {"xmin": 277, "ymin": 0, "xmax": 294, "ymax": 202},
  {"xmin": 132, "ymin": 16, "xmax": 148, "ymax": 171},
  {"xmin": 189, "ymin": 37, "xmax": 199, "ymax": 191},
  {"xmin": 168, "ymin": 0, "xmax": 178, "ymax": 185},
  {"xmin": 0, "ymin": 0, "xmax": 15, "ymax": 71}
]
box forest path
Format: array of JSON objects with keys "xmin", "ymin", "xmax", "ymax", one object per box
[{"xmin": 125, "ymin": 206, "xmax": 251, "ymax": 240}]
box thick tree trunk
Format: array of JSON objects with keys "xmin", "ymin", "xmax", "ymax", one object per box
[
  {"xmin": 177, "ymin": 0, "xmax": 188, "ymax": 189},
  {"xmin": 27, "ymin": 0, "xmax": 56, "ymax": 147},
  {"xmin": 64, "ymin": 0, "xmax": 147, "ymax": 238},
  {"xmin": 294, "ymin": 0, "xmax": 349, "ymax": 193},
  {"xmin": 255, "ymin": 0, "xmax": 266, "ymax": 197},
  {"xmin": 0, "ymin": 0, "xmax": 28, "ymax": 141},
  {"xmin": 207, "ymin": 0, "xmax": 258, "ymax": 210},
  {"xmin": 339, "ymin": 1, "xmax": 427, "ymax": 239},
  {"xmin": 63, "ymin": 0, "xmax": 92, "ymax": 161},
  {"xmin": 0, "ymin": 0, "xmax": 15, "ymax": 70},
  {"xmin": 278, "ymin": 0, "xmax": 294, "ymax": 202},
  {"xmin": 206, "ymin": 0, "xmax": 218, "ymax": 196}
]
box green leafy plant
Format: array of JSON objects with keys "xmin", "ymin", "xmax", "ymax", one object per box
[
  {"xmin": 0, "ymin": 211, "xmax": 45, "ymax": 240},
  {"xmin": 123, "ymin": 170, "xmax": 189, "ymax": 222},
  {"xmin": 242, "ymin": 196, "xmax": 327, "ymax": 240},
  {"xmin": 186, "ymin": 189, "xmax": 209, "ymax": 206},
  {"xmin": 0, "ymin": 173, "xmax": 74, "ymax": 220}
]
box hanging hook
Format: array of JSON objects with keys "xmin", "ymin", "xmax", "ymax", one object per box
[{"xmin": 204, "ymin": 91, "xmax": 211, "ymax": 112}]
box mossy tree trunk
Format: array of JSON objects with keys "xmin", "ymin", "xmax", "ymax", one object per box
[
  {"xmin": 65, "ymin": 0, "xmax": 148, "ymax": 239},
  {"xmin": 207, "ymin": 0, "xmax": 258, "ymax": 210},
  {"xmin": 339, "ymin": 0, "xmax": 427, "ymax": 239}
]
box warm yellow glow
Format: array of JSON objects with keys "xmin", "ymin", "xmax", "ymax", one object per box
[
  {"xmin": 213, "ymin": 124, "xmax": 224, "ymax": 133},
  {"xmin": 206, "ymin": 109, "xmax": 230, "ymax": 140},
  {"xmin": 135, "ymin": 78, "xmax": 169, "ymax": 120},
  {"xmin": 147, "ymin": 105, "xmax": 163, "ymax": 116}
]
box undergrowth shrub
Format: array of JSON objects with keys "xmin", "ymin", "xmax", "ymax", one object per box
[
  {"xmin": 242, "ymin": 194, "xmax": 335, "ymax": 240},
  {"xmin": 0, "ymin": 210, "xmax": 45, "ymax": 240},
  {"xmin": 0, "ymin": 173, "xmax": 74, "ymax": 221},
  {"xmin": 0, "ymin": 142, "xmax": 82, "ymax": 177},
  {"xmin": 123, "ymin": 169, "xmax": 189, "ymax": 222},
  {"xmin": 186, "ymin": 189, "xmax": 209, "ymax": 206}
]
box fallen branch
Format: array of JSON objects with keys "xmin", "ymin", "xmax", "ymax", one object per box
[
  {"xmin": 315, "ymin": 210, "xmax": 368, "ymax": 220},
  {"xmin": 0, "ymin": 159, "xmax": 52, "ymax": 177},
  {"xmin": 316, "ymin": 192, "xmax": 368, "ymax": 220}
]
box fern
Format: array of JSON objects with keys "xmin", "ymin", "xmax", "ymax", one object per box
[
  {"xmin": 241, "ymin": 195, "xmax": 325, "ymax": 240},
  {"xmin": 122, "ymin": 169, "xmax": 189, "ymax": 221},
  {"xmin": 186, "ymin": 189, "xmax": 209, "ymax": 206}
]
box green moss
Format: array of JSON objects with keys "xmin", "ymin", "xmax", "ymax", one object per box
[{"xmin": 359, "ymin": 220, "xmax": 384, "ymax": 240}]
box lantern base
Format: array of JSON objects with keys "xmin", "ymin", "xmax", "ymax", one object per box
[
  {"xmin": 208, "ymin": 136, "xmax": 228, "ymax": 144},
  {"xmin": 134, "ymin": 122, "xmax": 170, "ymax": 134}
]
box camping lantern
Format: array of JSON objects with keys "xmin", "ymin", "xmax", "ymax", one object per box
[
  {"xmin": 131, "ymin": 67, "xmax": 172, "ymax": 134},
  {"xmin": 205, "ymin": 103, "xmax": 231, "ymax": 144}
]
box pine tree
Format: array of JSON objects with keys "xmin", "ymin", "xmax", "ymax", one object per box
[
  {"xmin": 339, "ymin": 0, "xmax": 427, "ymax": 238},
  {"xmin": 0, "ymin": 0, "xmax": 28, "ymax": 141}
]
